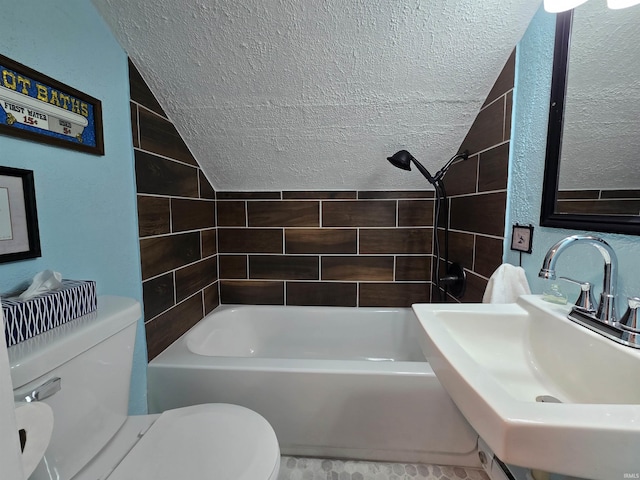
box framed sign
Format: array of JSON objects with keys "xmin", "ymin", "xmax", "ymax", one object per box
[
  {"xmin": 0, "ymin": 54, "xmax": 104, "ymax": 155},
  {"xmin": 510, "ymin": 224, "xmax": 534, "ymax": 254},
  {"xmin": 0, "ymin": 167, "xmax": 41, "ymax": 263}
]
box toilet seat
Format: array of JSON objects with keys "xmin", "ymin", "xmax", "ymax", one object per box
[{"xmin": 107, "ymin": 404, "xmax": 280, "ymax": 480}]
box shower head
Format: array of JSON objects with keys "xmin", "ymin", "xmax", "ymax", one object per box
[
  {"xmin": 387, "ymin": 150, "xmax": 414, "ymax": 171},
  {"xmin": 387, "ymin": 150, "xmax": 436, "ymax": 184},
  {"xmin": 387, "ymin": 149, "xmax": 470, "ymax": 186}
]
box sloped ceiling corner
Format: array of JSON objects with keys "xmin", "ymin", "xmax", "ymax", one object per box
[{"xmin": 92, "ymin": 0, "xmax": 540, "ymax": 191}]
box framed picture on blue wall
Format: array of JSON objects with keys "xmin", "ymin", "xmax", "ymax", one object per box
[
  {"xmin": 0, "ymin": 167, "xmax": 41, "ymax": 263},
  {"xmin": 510, "ymin": 224, "xmax": 534, "ymax": 254},
  {"xmin": 0, "ymin": 54, "xmax": 104, "ymax": 155}
]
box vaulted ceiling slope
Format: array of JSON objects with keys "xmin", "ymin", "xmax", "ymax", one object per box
[{"xmin": 92, "ymin": 0, "xmax": 540, "ymax": 191}]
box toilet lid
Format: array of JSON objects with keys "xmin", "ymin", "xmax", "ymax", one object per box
[{"xmin": 107, "ymin": 404, "xmax": 280, "ymax": 480}]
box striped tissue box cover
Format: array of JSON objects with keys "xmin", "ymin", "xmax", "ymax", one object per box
[{"xmin": 3, "ymin": 280, "xmax": 97, "ymax": 347}]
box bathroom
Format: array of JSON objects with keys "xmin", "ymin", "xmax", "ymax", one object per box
[{"xmin": 1, "ymin": 0, "xmax": 639, "ymax": 478}]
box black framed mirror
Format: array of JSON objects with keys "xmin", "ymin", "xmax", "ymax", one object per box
[{"xmin": 540, "ymin": 8, "xmax": 640, "ymax": 234}]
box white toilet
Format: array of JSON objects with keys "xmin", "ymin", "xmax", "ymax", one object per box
[{"xmin": 8, "ymin": 296, "xmax": 280, "ymax": 480}]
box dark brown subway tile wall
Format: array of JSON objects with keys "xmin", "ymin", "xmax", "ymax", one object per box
[
  {"xmin": 436, "ymin": 50, "xmax": 515, "ymax": 302},
  {"xmin": 217, "ymin": 191, "xmax": 434, "ymax": 307},
  {"xmin": 129, "ymin": 59, "xmax": 218, "ymax": 361},
  {"xmin": 129, "ymin": 48, "xmax": 514, "ymax": 358}
]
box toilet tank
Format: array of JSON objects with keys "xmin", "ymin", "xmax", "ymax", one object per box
[{"xmin": 8, "ymin": 296, "xmax": 141, "ymax": 480}]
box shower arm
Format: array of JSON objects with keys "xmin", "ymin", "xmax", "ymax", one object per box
[{"xmin": 432, "ymin": 151, "xmax": 469, "ymax": 184}]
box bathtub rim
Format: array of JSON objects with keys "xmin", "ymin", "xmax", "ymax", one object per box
[{"xmin": 149, "ymin": 303, "xmax": 432, "ymax": 375}]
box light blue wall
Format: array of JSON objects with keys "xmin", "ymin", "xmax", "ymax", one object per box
[
  {"xmin": 507, "ymin": 7, "xmax": 640, "ymax": 308},
  {"xmin": 0, "ymin": 0, "xmax": 147, "ymax": 414}
]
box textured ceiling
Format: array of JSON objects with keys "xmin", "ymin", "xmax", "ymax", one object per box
[{"xmin": 92, "ymin": 0, "xmax": 539, "ymax": 191}]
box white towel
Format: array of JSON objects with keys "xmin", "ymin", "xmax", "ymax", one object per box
[{"xmin": 482, "ymin": 263, "xmax": 531, "ymax": 304}]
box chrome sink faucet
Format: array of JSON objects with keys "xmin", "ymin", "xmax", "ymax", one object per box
[{"xmin": 539, "ymin": 235, "xmax": 617, "ymax": 325}]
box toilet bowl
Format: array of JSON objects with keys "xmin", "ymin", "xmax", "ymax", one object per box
[{"xmin": 8, "ymin": 296, "xmax": 280, "ymax": 480}]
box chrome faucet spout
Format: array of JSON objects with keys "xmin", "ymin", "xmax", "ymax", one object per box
[{"xmin": 538, "ymin": 235, "xmax": 618, "ymax": 324}]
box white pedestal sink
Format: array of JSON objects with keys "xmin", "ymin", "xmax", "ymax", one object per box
[{"xmin": 413, "ymin": 295, "xmax": 640, "ymax": 480}]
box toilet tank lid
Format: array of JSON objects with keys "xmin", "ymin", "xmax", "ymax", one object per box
[{"xmin": 8, "ymin": 296, "xmax": 141, "ymax": 389}]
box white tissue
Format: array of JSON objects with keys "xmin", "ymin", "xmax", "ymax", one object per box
[
  {"xmin": 482, "ymin": 263, "xmax": 531, "ymax": 304},
  {"xmin": 14, "ymin": 401, "xmax": 54, "ymax": 478},
  {"xmin": 19, "ymin": 270, "xmax": 63, "ymax": 300}
]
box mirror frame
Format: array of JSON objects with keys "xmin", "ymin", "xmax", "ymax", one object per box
[{"xmin": 540, "ymin": 11, "xmax": 640, "ymax": 235}]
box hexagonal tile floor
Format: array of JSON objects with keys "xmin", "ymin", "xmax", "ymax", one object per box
[{"xmin": 277, "ymin": 456, "xmax": 490, "ymax": 480}]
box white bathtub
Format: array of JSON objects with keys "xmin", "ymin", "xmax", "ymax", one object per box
[{"xmin": 148, "ymin": 305, "xmax": 479, "ymax": 466}]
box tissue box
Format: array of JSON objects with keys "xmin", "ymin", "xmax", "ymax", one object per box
[{"xmin": 3, "ymin": 280, "xmax": 97, "ymax": 347}]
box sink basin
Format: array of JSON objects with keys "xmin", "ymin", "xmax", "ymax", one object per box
[{"xmin": 412, "ymin": 295, "xmax": 640, "ymax": 479}]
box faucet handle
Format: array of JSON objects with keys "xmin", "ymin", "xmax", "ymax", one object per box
[
  {"xmin": 617, "ymin": 297, "xmax": 640, "ymax": 347},
  {"xmin": 617, "ymin": 297, "xmax": 640, "ymax": 332},
  {"xmin": 560, "ymin": 277, "xmax": 597, "ymax": 312}
]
